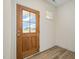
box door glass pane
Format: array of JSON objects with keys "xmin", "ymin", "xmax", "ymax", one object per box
[
  {"xmin": 23, "ymin": 21, "xmax": 29, "ymax": 33},
  {"xmin": 30, "ymin": 13, "xmax": 36, "ymax": 32},
  {"xmin": 23, "ymin": 10, "xmax": 29, "ymax": 21},
  {"xmin": 22, "ymin": 10, "xmax": 30, "ymax": 33}
]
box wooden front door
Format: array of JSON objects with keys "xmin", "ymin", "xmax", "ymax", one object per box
[{"xmin": 16, "ymin": 4, "xmax": 40, "ymax": 59}]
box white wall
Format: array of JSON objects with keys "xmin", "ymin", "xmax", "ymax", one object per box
[
  {"xmin": 3, "ymin": 0, "xmax": 12, "ymax": 59},
  {"xmin": 56, "ymin": 0, "xmax": 75, "ymax": 51},
  {"xmin": 4, "ymin": 0, "xmax": 16, "ymax": 59},
  {"xmin": 17, "ymin": 0, "xmax": 56, "ymax": 52}
]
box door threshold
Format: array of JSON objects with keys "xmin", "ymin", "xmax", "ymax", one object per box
[{"xmin": 24, "ymin": 52, "xmax": 40, "ymax": 59}]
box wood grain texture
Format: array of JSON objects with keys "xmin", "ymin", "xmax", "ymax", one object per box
[
  {"xmin": 24, "ymin": 46, "xmax": 75, "ymax": 59},
  {"xmin": 17, "ymin": 4, "xmax": 23, "ymax": 59},
  {"xmin": 16, "ymin": 4, "xmax": 40, "ymax": 59}
]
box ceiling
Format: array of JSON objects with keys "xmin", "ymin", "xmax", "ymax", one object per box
[{"xmin": 46, "ymin": 0, "xmax": 72, "ymax": 7}]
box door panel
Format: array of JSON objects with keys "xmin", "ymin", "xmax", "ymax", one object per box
[{"xmin": 16, "ymin": 4, "xmax": 40, "ymax": 59}]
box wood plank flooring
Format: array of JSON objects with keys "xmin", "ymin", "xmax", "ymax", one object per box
[{"xmin": 24, "ymin": 46, "xmax": 75, "ymax": 59}]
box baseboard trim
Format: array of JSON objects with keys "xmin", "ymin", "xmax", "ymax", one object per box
[{"xmin": 54, "ymin": 45, "xmax": 75, "ymax": 53}]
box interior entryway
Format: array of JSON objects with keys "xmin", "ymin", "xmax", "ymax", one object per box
[
  {"xmin": 16, "ymin": 4, "xmax": 40, "ymax": 59},
  {"xmin": 3, "ymin": 0, "xmax": 75, "ymax": 59}
]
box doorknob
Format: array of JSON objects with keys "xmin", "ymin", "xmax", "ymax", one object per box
[{"xmin": 17, "ymin": 33, "xmax": 20, "ymax": 36}]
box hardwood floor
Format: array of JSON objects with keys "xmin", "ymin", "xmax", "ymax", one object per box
[{"xmin": 24, "ymin": 46, "xmax": 75, "ymax": 59}]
